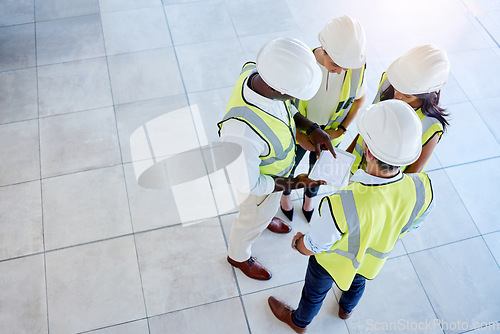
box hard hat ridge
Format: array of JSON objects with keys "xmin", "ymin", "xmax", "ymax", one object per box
[
  {"xmin": 318, "ymin": 15, "xmax": 366, "ymax": 69},
  {"xmin": 256, "ymin": 38, "xmax": 322, "ymax": 100},
  {"xmin": 387, "ymin": 44, "xmax": 450, "ymax": 95},
  {"xmin": 357, "ymin": 100, "xmax": 422, "ymax": 166}
]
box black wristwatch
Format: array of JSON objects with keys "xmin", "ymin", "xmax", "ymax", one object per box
[{"xmin": 306, "ymin": 123, "xmax": 320, "ymax": 135}]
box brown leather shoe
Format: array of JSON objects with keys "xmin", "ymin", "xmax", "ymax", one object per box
[
  {"xmin": 268, "ymin": 296, "xmax": 306, "ymax": 333},
  {"xmin": 227, "ymin": 256, "xmax": 271, "ymax": 280},
  {"xmin": 338, "ymin": 306, "xmax": 352, "ymax": 319},
  {"xmin": 267, "ymin": 217, "xmax": 291, "ymax": 234}
]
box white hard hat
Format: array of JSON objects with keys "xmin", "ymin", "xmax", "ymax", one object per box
[
  {"xmin": 357, "ymin": 100, "xmax": 422, "ymax": 166},
  {"xmin": 387, "ymin": 44, "xmax": 450, "ymax": 95},
  {"xmin": 318, "ymin": 15, "xmax": 366, "ymax": 69},
  {"xmin": 256, "ymin": 38, "xmax": 322, "ymax": 100}
]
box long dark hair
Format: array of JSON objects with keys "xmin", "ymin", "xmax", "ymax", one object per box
[{"xmin": 380, "ymin": 85, "xmax": 449, "ymax": 131}]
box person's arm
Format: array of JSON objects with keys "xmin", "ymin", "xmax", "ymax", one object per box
[
  {"xmin": 325, "ymin": 93, "xmax": 367, "ymax": 140},
  {"xmin": 404, "ymin": 135, "xmax": 439, "ymax": 173},
  {"xmin": 295, "ymin": 130, "xmax": 316, "ymax": 151},
  {"xmin": 291, "ymin": 232, "xmax": 315, "ymax": 255},
  {"xmin": 293, "ymin": 113, "xmax": 336, "ymax": 158},
  {"xmin": 346, "ymin": 134, "xmax": 359, "ymax": 153}
]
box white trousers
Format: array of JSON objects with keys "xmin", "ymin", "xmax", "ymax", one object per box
[{"xmin": 227, "ymin": 192, "xmax": 281, "ymax": 262}]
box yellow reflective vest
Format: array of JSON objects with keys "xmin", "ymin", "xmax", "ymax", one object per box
[
  {"xmin": 295, "ymin": 50, "xmax": 365, "ymax": 147},
  {"xmin": 350, "ymin": 72, "xmax": 443, "ymax": 174},
  {"xmin": 217, "ymin": 62, "xmax": 296, "ymax": 177},
  {"xmin": 315, "ymin": 172, "xmax": 433, "ymax": 291}
]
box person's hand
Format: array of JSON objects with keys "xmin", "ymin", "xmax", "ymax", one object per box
[
  {"xmin": 296, "ymin": 131, "xmax": 315, "ymax": 151},
  {"xmin": 295, "ymin": 173, "xmax": 326, "ymax": 189},
  {"xmin": 291, "ymin": 232, "xmax": 305, "ymax": 250},
  {"xmin": 309, "ymin": 128, "xmax": 336, "ymax": 159}
]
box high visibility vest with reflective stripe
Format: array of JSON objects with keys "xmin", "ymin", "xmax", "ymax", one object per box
[
  {"xmin": 350, "ymin": 72, "xmax": 443, "ymax": 174},
  {"xmin": 295, "ymin": 61, "xmax": 365, "ymax": 147},
  {"xmin": 314, "ymin": 173, "xmax": 433, "ymax": 291},
  {"xmin": 217, "ymin": 62, "xmax": 296, "ymax": 178}
]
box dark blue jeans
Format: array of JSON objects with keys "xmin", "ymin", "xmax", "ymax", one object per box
[
  {"xmin": 292, "ymin": 256, "xmax": 366, "ymax": 328},
  {"xmin": 282, "ymin": 144, "xmax": 319, "ymax": 198}
]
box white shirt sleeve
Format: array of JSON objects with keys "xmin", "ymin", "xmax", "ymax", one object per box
[
  {"xmin": 219, "ymin": 120, "xmax": 275, "ymax": 196},
  {"xmin": 303, "ymin": 203, "xmax": 342, "ymax": 253},
  {"xmin": 355, "ymin": 77, "xmax": 367, "ymax": 99},
  {"xmin": 290, "ymin": 103, "xmax": 299, "ymax": 117}
]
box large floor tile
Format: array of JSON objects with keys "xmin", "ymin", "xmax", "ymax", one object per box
[
  {"xmin": 123, "ymin": 162, "xmax": 181, "ymax": 232},
  {"xmin": 402, "ymin": 170, "xmax": 480, "ymax": 253},
  {"xmin": 175, "ymin": 38, "xmax": 246, "ymax": 93},
  {"xmin": 448, "ymin": 48, "xmax": 500, "ymax": 100},
  {"xmin": 39, "ymin": 107, "xmax": 121, "ymax": 177},
  {"xmin": 434, "ymin": 101, "xmax": 500, "ymax": 167},
  {"xmin": 483, "ymin": 232, "xmax": 500, "ymax": 265},
  {"xmin": 187, "ymin": 87, "xmax": 233, "ymax": 144},
  {"xmin": 149, "ymin": 298, "xmax": 249, "ymax": 334},
  {"xmin": 38, "ymin": 57, "xmax": 112, "ymax": 117},
  {"xmin": 45, "ymin": 236, "xmax": 146, "ymax": 334},
  {"xmin": 0, "ymin": 254, "xmax": 47, "ymax": 334},
  {"xmin": 102, "ymin": 7, "xmax": 171, "ymax": 55},
  {"xmin": 444, "ymin": 157, "xmax": 500, "ymax": 234},
  {"xmin": 135, "ymin": 219, "xmax": 238, "ymax": 316},
  {"xmin": 243, "ymin": 281, "xmax": 348, "ymax": 334},
  {"xmin": 410, "ymin": 237, "xmax": 500, "ymax": 333},
  {"xmin": 417, "ymin": 3, "xmax": 494, "ymax": 53},
  {"xmin": 0, "ymin": 120, "xmax": 40, "ymax": 186},
  {"xmin": 36, "ymin": 15, "xmax": 105, "ymax": 66},
  {"xmin": 221, "ymin": 213, "xmax": 311, "ymax": 295},
  {"xmin": 225, "ymin": 0, "xmax": 297, "ymax": 37},
  {"xmin": 107, "ymin": 48, "xmax": 184, "ymax": 105},
  {"xmin": 165, "ymin": 1, "xmax": 236, "ymax": 46},
  {"xmin": 0, "ymin": 0, "xmax": 34, "ymax": 26},
  {"xmin": 0, "ymin": 24, "xmax": 35, "ymax": 72},
  {"xmin": 100, "ymin": 0, "xmax": 161, "ymax": 13},
  {"xmin": 439, "ymin": 73, "xmax": 469, "ymax": 107},
  {"xmin": 114, "ymin": 94, "xmax": 190, "ymax": 163},
  {"xmin": 42, "ymin": 166, "xmax": 131, "ymax": 250},
  {"xmin": 471, "ymin": 96, "xmax": 500, "ymax": 142},
  {"xmin": 0, "ymin": 181, "xmax": 42, "ymax": 260},
  {"xmin": 0, "ymin": 68, "xmax": 37, "ymax": 124},
  {"xmin": 35, "ymin": 0, "xmax": 100, "ymax": 21},
  {"xmin": 87, "ymin": 320, "xmax": 149, "ymax": 334},
  {"xmin": 343, "ymin": 256, "xmax": 441, "ymax": 334}
]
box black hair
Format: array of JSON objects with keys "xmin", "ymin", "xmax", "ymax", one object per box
[
  {"xmin": 375, "ymin": 157, "xmax": 399, "ymax": 172},
  {"xmin": 380, "ymin": 85, "xmax": 449, "ymax": 131}
]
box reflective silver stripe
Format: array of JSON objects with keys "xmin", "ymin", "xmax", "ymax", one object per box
[
  {"xmin": 325, "ymin": 68, "xmax": 362, "ymax": 127},
  {"xmin": 223, "ymin": 106, "xmax": 285, "ymax": 158},
  {"xmin": 354, "ymin": 142, "xmax": 363, "ymax": 156},
  {"xmin": 223, "ymin": 106, "xmax": 294, "ymax": 174},
  {"xmin": 259, "ymin": 135, "xmax": 294, "ymax": 166},
  {"xmin": 325, "ymin": 190, "xmax": 361, "ymax": 269},
  {"xmin": 421, "ymin": 114, "xmax": 438, "ymax": 135},
  {"xmin": 400, "ymin": 174, "xmax": 426, "ymax": 235},
  {"xmin": 365, "ymin": 247, "xmax": 390, "ymax": 260},
  {"xmin": 324, "ymin": 175, "xmax": 427, "ymax": 265}
]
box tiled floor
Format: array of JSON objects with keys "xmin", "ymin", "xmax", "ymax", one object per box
[{"xmin": 1, "ymin": 0, "xmax": 499, "ymax": 333}]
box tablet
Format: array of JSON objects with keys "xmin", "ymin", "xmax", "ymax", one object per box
[{"xmin": 308, "ymin": 148, "xmax": 355, "ymax": 191}]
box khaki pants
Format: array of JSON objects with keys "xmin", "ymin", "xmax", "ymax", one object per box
[{"xmin": 227, "ymin": 192, "xmax": 281, "ymax": 262}]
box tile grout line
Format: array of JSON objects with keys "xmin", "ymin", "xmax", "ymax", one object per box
[
  {"xmin": 33, "ymin": 0, "xmax": 51, "ymax": 332},
  {"xmin": 97, "ymin": 5, "xmax": 152, "ymax": 332},
  {"xmin": 405, "ymin": 253, "xmax": 446, "ymax": 334}
]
